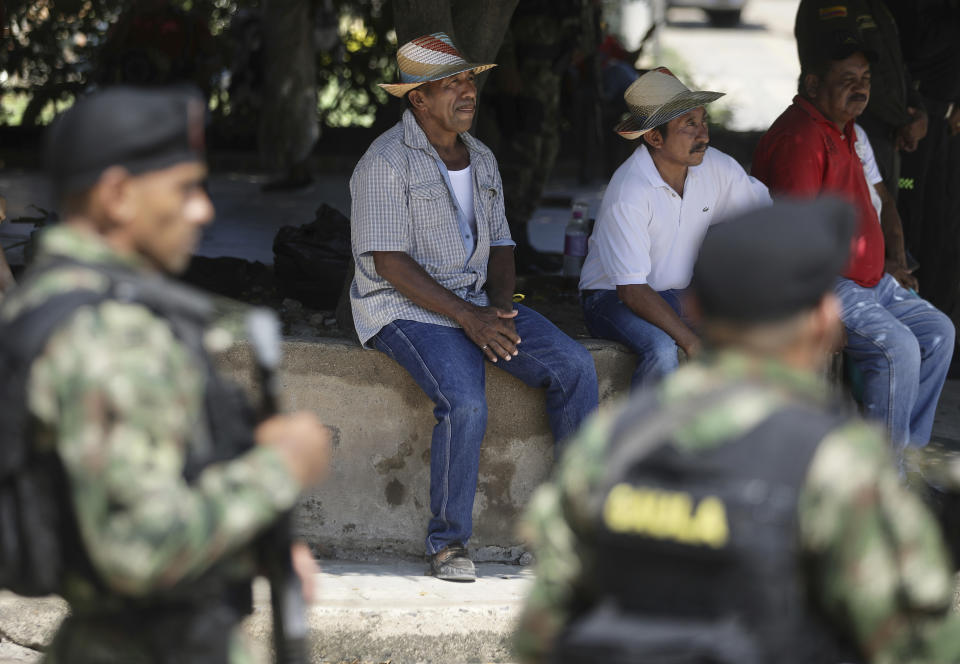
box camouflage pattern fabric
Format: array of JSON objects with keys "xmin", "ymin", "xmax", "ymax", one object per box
[
  {"xmin": 0, "ymin": 225, "xmax": 300, "ymax": 664},
  {"xmin": 515, "ymin": 350, "xmax": 960, "ymax": 663},
  {"xmin": 489, "ymin": 0, "xmax": 595, "ymax": 242},
  {"xmin": 907, "ymin": 440, "xmax": 960, "ymax": 491}
]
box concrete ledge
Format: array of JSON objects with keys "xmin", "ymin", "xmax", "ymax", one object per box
[
  {"xmin": 0, "ymin": 593, "xmax": 64, "ymax": 663},
  {"xmin": 219, "ymin": 337, "xmax": 635, "ymax": 560}
]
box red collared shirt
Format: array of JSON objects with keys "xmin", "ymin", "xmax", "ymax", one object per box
[{"xmin": 752, "ymin": 96, "xmax": 885, "ymax": 287}]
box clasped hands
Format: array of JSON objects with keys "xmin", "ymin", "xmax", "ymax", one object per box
[{"xmin": 458, "ymin": 303, "xmax": 521, "ymax": 363}]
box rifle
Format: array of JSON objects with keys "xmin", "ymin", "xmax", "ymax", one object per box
[{"xmin": 247, "ymin": 308, "xmax": 309, "ymax": 664}]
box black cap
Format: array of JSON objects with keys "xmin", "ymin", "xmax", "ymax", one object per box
[
  {"xmin": 691, "ymin": 198, "xmax": 856, "ymax": 322},
  {"xmin": 45, "ymin": 86, "xmax": 206, "ymax": 197},
  {"xmin": 800, "ymin": 28, "xmax": 878, "ymax": 69}
]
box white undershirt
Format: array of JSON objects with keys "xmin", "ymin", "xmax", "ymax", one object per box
[
  {"xmin": 853, "ymin": 123, "xmax": 884, "ymax": 221},
  {"xmin": 447, "ymin": 165, "xmax": 477, "ymax": 237}
]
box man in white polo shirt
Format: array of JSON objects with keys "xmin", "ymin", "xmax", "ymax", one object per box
[{"xmin": 580, "ymin": 68, "xmax": 770, "ymax": 388}]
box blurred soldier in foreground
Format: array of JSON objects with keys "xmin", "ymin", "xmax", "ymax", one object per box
[
  {"xmin": 0, "ymin": 195, "xmax": 15, "ymax": 297},
  {"xmin": 0, "ymin": 87, "xmax": 330, "ymax": 662},
  {"xmin": 515, "ymin": 198, "xmax": 960, "ymax": 664}
]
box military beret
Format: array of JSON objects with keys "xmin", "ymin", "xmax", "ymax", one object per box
[
  {"xmin": 691, "ymin": 198, "xmax": 856, "ymax": 322},
  {"xmin": 45, "ymin": 86, "xmax": 206, "ymax": 197},
  {"xmin": 800, "ymin": 28, "xmax": 878, "ymax": 70}
]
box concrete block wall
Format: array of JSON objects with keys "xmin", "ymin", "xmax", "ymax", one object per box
[{"xmin": 218, "ymin": 338, "xmax": 636, "ymax": 561}]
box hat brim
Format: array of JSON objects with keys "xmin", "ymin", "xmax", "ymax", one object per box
[
  {"xmin": 379, "ymin": 63, "xmax": 498, "ymax": 97},
  {"xmin": 614, "ymin": 90, "xmax": 725, "ymax": 140}
]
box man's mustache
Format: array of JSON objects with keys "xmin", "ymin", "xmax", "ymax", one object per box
[{"xmin": 690, "ymin": 143, "xmax": 708, "ymax": 153}]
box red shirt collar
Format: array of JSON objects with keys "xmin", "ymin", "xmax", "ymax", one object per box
[{"xmin": 791, "ymin": 95, "xmax": 856, "ymax": 143}]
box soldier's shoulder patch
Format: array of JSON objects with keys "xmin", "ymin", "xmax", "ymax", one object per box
[
  {"xmin": 818, "ymin": 5, "xmax": 848, "ymax": 19},
  {"xmin": 855, "ymin": 13, "xmax": 878, "ymax": 30}
]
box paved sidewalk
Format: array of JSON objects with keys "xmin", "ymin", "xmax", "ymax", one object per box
[
  {"xmin": 272, "ymin": 561, "xmax": 531, "ymax": 663},
  {"xmin": 0, "ymin": 561, "xmax": 533, "ymax": 664}
]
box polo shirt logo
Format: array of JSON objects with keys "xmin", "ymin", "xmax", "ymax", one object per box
[
  {"xmin": 702, "ymin": 206, "xmax": 709, "ymax": 212},
  {"xmin": 819, "ymin": 5, "xmax": 847, "ymax": 19},
  {"xmin": 825, "ymin": 135, "xmax": 838, "ymax": 155}
]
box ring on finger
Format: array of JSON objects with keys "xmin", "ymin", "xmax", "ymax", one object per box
[{"xmin": 481, "ymin": 344, "xmax": 489, "ymax": 351}]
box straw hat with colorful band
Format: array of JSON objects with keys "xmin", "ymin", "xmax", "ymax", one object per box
[
  {"xmin": 614, "ymin": 67, "xmax": 725, "ymax": 140},
  {"xmin": 379, "ymin": 32, "xmax": 497, "ymax": 98}
]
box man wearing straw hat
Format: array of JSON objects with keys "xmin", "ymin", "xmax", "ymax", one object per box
[
  {"xmin": 349, "ymin": 33, "xmax": 599, "ymax": 581},
  {"xmin": 579, "ymin": 68, "xmax": 770, "ymax": 390}
]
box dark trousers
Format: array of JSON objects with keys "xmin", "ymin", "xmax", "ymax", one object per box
[{"xmin": 899, "ymin": 98, "xmax": 960, "ymax": 316}]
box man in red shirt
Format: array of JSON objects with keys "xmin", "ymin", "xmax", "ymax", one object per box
[{"xmin": 753, "ymin": 30, "xmax": 954, "ymax": 452}]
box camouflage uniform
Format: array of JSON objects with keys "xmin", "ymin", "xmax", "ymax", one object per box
[
  {"xmin": 487, "ymin": 0, "xmax": 595, "ymax": 248},
  {"xmin": 795, "ymin": 0, "xmax": 924, "ymax": 198},
  {"xmin": 1, "ymin": 225, "xmax": 300, "ymax": 663},
  {"xmin": 516, "ymin": 350, "xmax": 960, "ymax": 663}
]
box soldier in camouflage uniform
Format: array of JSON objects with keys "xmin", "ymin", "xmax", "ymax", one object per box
[
  {"xmin": 0, "ymin": 87, "xmax": 331, "ymax": 663},
  {"xmin": 485, "ymin": 0, "xmax": 595, "ymax": 268},
  {"xmin": 515, "ymin": 198, "xmax": 960, "ymax": 664},
  {"xmin": 795, "ymin": 0, "xmax": 928, "ymax": 200},
  {"xmin": 0, "ymin": 195, "xmax": 15, "ymax": 297}
]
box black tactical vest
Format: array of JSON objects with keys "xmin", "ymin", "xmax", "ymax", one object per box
[
  {"xmin": 0, "ymin": 257, "xmax": 258, "ymax": 662},
  {"xmin": 553, "ymin": 386, "xmax": 862, "ymax": 664}
]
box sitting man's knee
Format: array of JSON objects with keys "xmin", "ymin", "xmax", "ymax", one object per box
[
  {"xmin": 568, "ymin": 342, "xmax": 598, "ymax": 376},
  {"xmin": 647, "ymin": 339, "xmax": 681, "ymax": 369},
  {"xmin": 931, "ymin": 311, "xmax": 956, "ymax": 355},
  {"xmin": 446, "ymin": 391, "xmax": 488, "ymax": 422},
  {"xmin": 887, "ymin": 333, "xmax": 922, "ymax": 374}
]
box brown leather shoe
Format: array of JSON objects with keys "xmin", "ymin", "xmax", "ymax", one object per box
[{"xmin": 429, "ymin": 544, "xmax": 476, "ymax": 582}]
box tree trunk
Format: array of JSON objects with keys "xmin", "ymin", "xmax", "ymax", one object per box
[
  {"xmin": 392, "ymin": 0, "xmax": 518, "ymax": 69},
  {"xmin": 259, "ymin": 0, "xmax": 319, "ymax": 173}
]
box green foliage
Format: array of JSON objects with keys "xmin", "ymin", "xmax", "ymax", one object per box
[
  {"xmin": 316, "ymin": 2, "xmax": 397, "ymax": 128},
  {"xmin": 1, "ymin": 0, "xmax": 121, "ymax": 125},
  {"xmin": 1, "ymin": 0, "xmax": 399, "ymax": 129}
]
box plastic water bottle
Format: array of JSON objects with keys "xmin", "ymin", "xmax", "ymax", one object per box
[{"xmin": 563, "ymin": 200, "xmax": 590, "ymax": 280}]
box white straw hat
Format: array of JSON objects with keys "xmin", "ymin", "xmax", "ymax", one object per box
[
  {"xmin": 380, "ymin": 32, "xmax": 497, "ymax": 98},
  {"xmin": 615, "ymin": 67, "xmax": 724, "ymax": 140}
]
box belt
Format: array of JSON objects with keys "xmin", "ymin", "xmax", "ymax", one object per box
[{"xmin": 580, "ymin": 288, "xmax": 614, "ymax": 304}]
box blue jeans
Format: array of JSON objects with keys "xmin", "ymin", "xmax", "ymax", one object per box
[
  {"xmin": 582, "ymin": 288, "xmax": 689, "ymax": 390},
  {"xmin": 836, "ymin": 274, "xmax": 954, "ymax": 450},
  {"xmin": 372, "ymin": 304, "xmax": 599, "ymax": 555}
]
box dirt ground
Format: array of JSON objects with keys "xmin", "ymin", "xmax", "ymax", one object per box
[{"xmin": 182, "ymin": 257, "xmax": 590, "ymax": 342}]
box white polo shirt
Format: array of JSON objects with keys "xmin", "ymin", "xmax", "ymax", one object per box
[{"xmin": 579, "ymin": 144, "xmax": 771, "ymax": 292}]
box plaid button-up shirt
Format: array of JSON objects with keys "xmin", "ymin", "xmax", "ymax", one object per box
[{"xmin": 349, "ymin": 110, "xmax": 515, "ymax": 346}]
